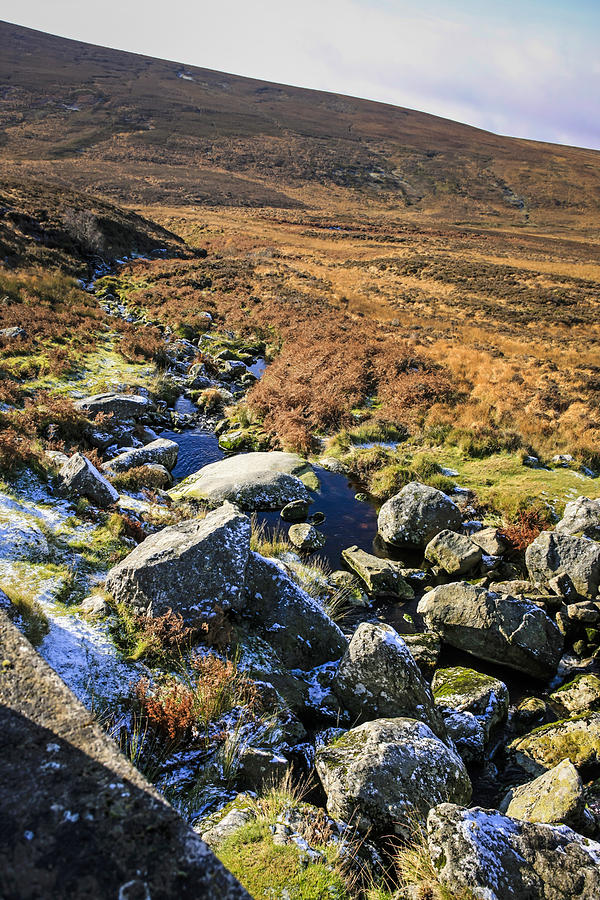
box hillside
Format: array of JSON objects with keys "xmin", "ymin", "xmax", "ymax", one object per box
[{"xmin": 1, "ymin": 20, "xmax": 600, "ymax": 228}]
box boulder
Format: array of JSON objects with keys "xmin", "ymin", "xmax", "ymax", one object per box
[
  {"xmin": 427, "ymin": 803, "xmax": 600, "ymax": 900},
  {"xmin": 555, "ymin": 496, "xmax": 600, "ymax": 541},
  {"xmin": 333, "ymin": 623, "xmax": 445, "ymax": 736},
  {"xmin": 551, "ymin": 674, "xmax": 600, "ymax": 716},
  {"xmin": 105, "ymin": 502, "xmax": 251, "ymax": 623},
  {"xmin": 431, "ymin": 666, "xmax": 508, "ymax": 740},
  {"xmin": 315, "ymin": 718, "xmax": 471, "ymax": 836},
  {"xmin": 470, "ymin": 527, "xmax": 507, "ymax": 557},
  {"xmin": 526, "ymin": 531, "xmax": 600, "ymax": 600},
  {"xmin": 288, "ymin": 523, "xmax": 326, "ymax": 552},
  {"xmin": 200, "ymin": 796, "xmax": 256, "ymax": 848},
  {"xmin": 74, "ymin": 393, "xmax": 156, "ymax": 420},
  {"xmin": 417, "ymin": 582, "xmax": 563, "ymax": 679},
  {"xmin": 377, "ymin": 482, "xmax": 462, "ymax": 548},
  {"xmin": 59, "ymin": 453, "xmax": 119, "ymax": 509},
  {"xmin": 169, "ymin": 451, "xmax": 317, "ymax": 510},
  {"xmin": 503, "ymin": 760, "xmax": 587, "ymax": 830},
  {"xmin": 440, "ymin": 710, "xmax": 486, "ymax": 764},
  {"xmin": 237, "ymin": 748, "xmax": 288, "ymax": 790},
  {"xmin": 424, "ymin": 530, "xmax": 482, "ymax": 575},
  {"xmin": 102, "ymin": 438, "xmax": 179, "ymax": 473},
  {"xmin": 0, "ymin": 326, "xmax": 27, "ymax": 340},
  {"xmin": 509, "ymin": 712, "xmax": 600, "ymax": 776},
  {"xmin": 402, "ymin": 632, "xmax": 441, "ymax": 676},
  {"xmin": 242, "ymin": 552, "xmax": 347, "ymax": 669},
  {"xmin": 341, "ymin": 546, "xmax": 414, "ymax": 598},
  {"xmin": 280, "ymin": 500, "xmax": 310, "ymax": 522}
]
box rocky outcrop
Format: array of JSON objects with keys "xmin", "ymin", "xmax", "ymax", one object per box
[
  {"xmin": 526, "ymin": 531, "xmax": 600, "ymax": 600},
  {"xmin": 508, "ymin": 712, "xmax": 600, "ymax": 776},
  {"xmin": 341, "ymin": 546, "xmax": 414, "ymax": 598},
  {"xmin": 555, "ymin": 496, "xmax": 600, "ymax": 541},
  {"xmin": 333, "ymin": 623, "xmax": 445, "ymax": 735},
  {"xmin": 102, "ymin": 438, "xmax": 179, "ymax": 473},
  {"xmin": 417, "ymin": 582, "xmax": 563, "ymax": 679},
  {"xmin": 427, "ymin": 803, "xmax": 600, "ymax": 900},
  {"xmin": 503, "ymin": 760, "xmax": 588, "ymax": 830},
  {"xmin": 377, "ymin": 481, "xmax": 462, "ymax": 548},
  {"xmin": 105, "ymin": 502, "xmax": 251, "ymax": 622},
  {"xmin": 315, "ymin": 718, "xmax": 471, "ymax": 836},
  {"xmin": 59, "ymin": 453, "xmax": 119, "ymax": 508},
  {"xmin": 242, "ymin": 552, "xmax": 347, "ymax": 669},
  {"xmin": 169, "ymin": 451, "xmax": 317, "ymax": 509},
  {"xmin": 74, "ymin": 392, "xmax": 156, "ymax": 420},
  {"xmin": 424, "ymin": 529, "xmax": 482, "ymax": 575}
]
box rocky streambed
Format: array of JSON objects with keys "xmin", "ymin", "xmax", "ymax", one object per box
[{"xmin": 2, "ymin": 267, "xmax": 600, "ymax": 898}]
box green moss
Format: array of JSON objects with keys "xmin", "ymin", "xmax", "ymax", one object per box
[
  {"xmin": 432, "ymin": 666, "xmax": 495, "ymax": 701},
  {"xmin": 217, "ymin": 820, "xmax": 349, "ymax": 900}
]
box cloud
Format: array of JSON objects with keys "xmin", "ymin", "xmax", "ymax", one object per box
[{"xmin": 2, "ymin": 0, "xmax": 599, "ymax": 148}]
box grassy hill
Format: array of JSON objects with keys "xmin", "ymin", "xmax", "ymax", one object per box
[{"xmin": 1, "ymin": 20, "xmax": 600, "ymax": 229}]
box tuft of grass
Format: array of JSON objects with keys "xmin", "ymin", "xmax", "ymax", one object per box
[
  {"xmin": 110, "ymin": 602, "xmax": 195, "ymax": 664},
  {"xmin": 2, "ymin": 585, "xmax": 50, "ymax": 647},
  {"xmin": 395, "ymin": 820, "xmax": 478, "ymax": 900},
  {"xmin": 250, "ymin": 516, "xmax": 293, "ymax": 558}
]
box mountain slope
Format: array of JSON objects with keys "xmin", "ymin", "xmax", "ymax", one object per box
[{"xmin": 1, "ymin": 20, "xmax": 599, "ymax": 226}]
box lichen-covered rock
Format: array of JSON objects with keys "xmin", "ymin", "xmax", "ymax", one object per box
[
  {"xmin": 315, "ymin": 718, "xmax": 471, "ymax": 836},
  {"xmin": 431, "ymin": 666, "xmax": 508, "ymax": 740},
  {"xmin": 169, "ymin": 451, "xmax": 317, "ymax": 510},
  {"xmin": 341, "ymin": 546, "xmax": 414, "ymax": 598},
  {"xmin": 377, "ymin": 481, "xmax": 462, "ymax": 548},
  {"xmin": 102, "ymin": 438, "xmax": 179, "ymax": 473},
  {"xmin": 242, "ymin": 552, "xmax": 347, "ymax": 669},
  {"xmin": 503, "ymin": 760, "xmax": 587, "ymax": 830},
  {"xmin": 288, "ymin": 523, "xmax": 326, "ymax": 552},
  {"xmin": 526, "ymin": 531, "xmax": 600, "ymax": 600},
  {"xmin": 60, "ymin": 452, "xmax": 119, "ymax": 509},
  {"xmin": 427, "ymin": 803, "xmax": 600, "ymax": 900},
  {"xmin": 417, "ymin": 582, "xmax": 563, "ymax": 679},
  {"xmin": 551, "ymin": 674, "xmax": 600, "ymax": 716},
  {"xmin": 509, "ymin": 712, "xmax": 600, "ymax": 776},
  {"xmin": 424, "ymin": 529, "xmax": 482, "ymax": 575},
  {"xmin": 200, "ymin": 795, "xmax": 257, "ymax": 848},
  {"xmin": 74, "ymin": 392, "xmax": 156, "ymax": 419},
  {"xmin": 555, "ymin": 496, "xmax": 600, "ymax": 541},
  {"xmin": 333, "ymin": 623, "xmax": 445, "ymax": 736},
  {"xmin": 105, "ymin": 502, "xmax": 251, "ymax": 622},
  {"xmin": 402, "ymin": 632, "xmax": 441, "ymax": 676}
]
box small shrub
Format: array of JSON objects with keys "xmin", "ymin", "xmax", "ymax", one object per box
[
  {"xmin": 109, "ymin": 465, "xmax": 170, "ymax": 492},
  {"xmin": 500, "ymin": 507, "xmax": 551, "ymax": 553},
  {"xmin": 198, "ymin": 388, "xmax": 223, "ymax": 412},
  {"xmin": 134, "ymin": 676, "xmax": 196, "ymax": 742}
]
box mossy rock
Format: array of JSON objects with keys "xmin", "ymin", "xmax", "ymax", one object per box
[{"xmin": 508, "ymin": 711, "xmax": 600, "ymax": 776}]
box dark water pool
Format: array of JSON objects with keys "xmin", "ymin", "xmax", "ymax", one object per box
[{"xmin": 161, "ymin": 427, "xmax": 384, "ymax": 569}]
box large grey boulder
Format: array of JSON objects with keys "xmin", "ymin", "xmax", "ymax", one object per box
[
  {"xmin": 508, "ymin": 712, "xmax": 600, "ymax": 776},
  {"xmin": 169, "ymin": 451, "xmax": 317, "ymax": 510},
  {"xmin": 74, "ymin": 392, "xmax": 156, "ymax": 420},
  {"xmin": 431, "ymin": 666, "xmax": 508, "ymax": 740},
  {"xmin": 105, "ymin": 502, "xmax": 251, "ymax": 623},
  {"xmin": 424, "ymin": 529, "xmax": 482, "ymax": 575},
  {"xmin": 526, "ymin": 531, "xmax": 600, "ymax": 600},
  {"xmin": 102, "ymin": 438, "xmax": 179, "ymax": 473},
  {"xmin": 503, "ymin": 760, "xmax": 588, "ymax": 830},
  {"xmin": 341, "ymin": 546, "xmax": 414, "ymax": 598},
  {"xmin": 60, "ymin": 453, "xmax": 119, "ymax": 509},
  {"xmin": 333, "ymin": 623, "xmax": 445, "ymax": 736},
  {"xmin": 555, "ymin": 496, "xmax": 600, "ymax": 541},
  {"xmin": 242, "ymin": 552, "xmax": 347, "ymax": 669},
  {"xmin": 315, "ymin": 718, "xmax": 471, "ymax": 836},
  {"xmin": 377, "ymin": 482, "xmax": 462, "ymax": 548},
  {"xmin": 417, "ymin": 582, "xmax": 563, "ymax": 679},
  {"xmin": 427, "ymin": 803, "xmax": 600, "ymax": 900}
]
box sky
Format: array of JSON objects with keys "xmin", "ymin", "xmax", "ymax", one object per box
[{"xmin": 2, "ymin": 0, "xmax": 599, "ymax": 150}]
